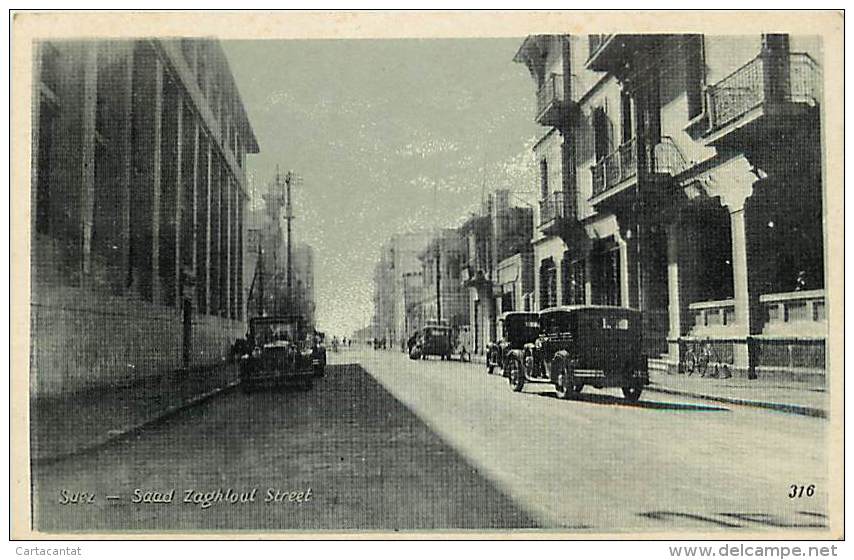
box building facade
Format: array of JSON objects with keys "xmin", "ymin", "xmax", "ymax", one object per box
[
  {"xmin": 515, "ymin": 33, "xmax": 824, "ymax": 380},
  {"xmin": 371, "ymin": 232, "xmax": 431, "ymax": 348},
  {"xmin": 460, "ymin": 189, "xmax": 534, "ymax": 354},
  {"xmin": 418, "ymin": 229, "xmax": 469, "ymax": 332},
  {"xmin": 31, "ymin": 39, "xmax": 259, "ymax": 396}
]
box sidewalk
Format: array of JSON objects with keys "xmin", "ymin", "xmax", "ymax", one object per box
[
  {"xmin": 30, "ymin": 362, "xmax": 238, "ymax": 463},
  {"xmin": 464, "ymin": 351, "xmax": 826, "ymax": 418},
  {"xmin": 646, "ymin": 371, "xmax": 827, "ymax": 418}
]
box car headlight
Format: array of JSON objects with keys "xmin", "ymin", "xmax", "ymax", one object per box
[{"xmin": 251, "ymin": 347, "xmax": 262, "ymax": 358}]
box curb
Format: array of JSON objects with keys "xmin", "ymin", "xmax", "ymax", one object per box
[
  {"xmin": 33, "ymin": 380, "xmax": 239, "ymax": 465},
  {"xmin": 645, "ymin": 384, "xmax": 826, "ymax": 418}
]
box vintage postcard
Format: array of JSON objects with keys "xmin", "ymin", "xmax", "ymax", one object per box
[{"xmin": 9, "ymin": 10, "xmax": 844, "ymax": 540}]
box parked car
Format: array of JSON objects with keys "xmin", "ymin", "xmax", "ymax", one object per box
[
  {"xmin": 238, "ymin": 315, "xmax": 326, "ymax": 392},
  {"xmin": 486, "ymin": 311, "xmax": 540, "ymax": 375},
  {"xmin": 410, "ymin": 324, "xmax": 453, "ymax": 360},
  {"xmin": 505, "ymin": 306, "xmax": 648, "ymax": 401}
]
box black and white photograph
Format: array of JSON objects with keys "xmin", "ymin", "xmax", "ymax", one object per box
[{"xmin": 10, "ymin": 10, "xmax": 844, "ymax": 540}]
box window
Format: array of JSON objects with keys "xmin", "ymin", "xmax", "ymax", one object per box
[
  {"xmin": 591, "ymin": 239, "xmax": 620, "ymax": 306},
  {"xmin": 562, "ymin": 254, "xmax": 585, "ymax": 305},
  {"xmin": 593, "ymin": 107, "xmax": 612, "ymax": 163},
  {"xmin": 35, "ymin": 43, "xmax": 61, "ymax": 236},
  {"xmin": 620, "ymin": 90, "xmax": 633, "ymax": 143},
  {"xmin": 686, "ymin": 35, "xmax": 705, "ymax": 119},
  {"xmin": 501, "ymin": 290, "xmax": 514, "ymax": 312},
  {"xmin": 539, "ymin": 159, "xmax": 549, "ymax": 200},
  {"xmin": 539, "ymin": 258, "xmax": 558, "ymax": 309},
  {"xmin": 35, "ymin": 99, "xmax": 58, "ymax": 235}
]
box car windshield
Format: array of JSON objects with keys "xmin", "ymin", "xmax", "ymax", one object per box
[
  {"xmin": 252, "ymin": 321, "xmax": 298, "ymax": 345},
  {"xmin": 504, "ymin": 316, "xmax": 539, "ymax": 339}
]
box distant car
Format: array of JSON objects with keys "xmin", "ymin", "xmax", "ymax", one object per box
[
  {"xmin": 410, "ymin": 324, "xmax": 452, "ymax": 360},
  {"xmin": 238, "ymin": 315, "xmax": 326, "ymax": 392},
  {"xmin": 506, "ymin": 306, "xmax": 648, "ymax": 401},
  {"xmin": 485, "ymin": 312, "xmax": 540, "ymax": 375}
]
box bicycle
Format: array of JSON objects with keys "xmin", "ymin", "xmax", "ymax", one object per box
[{"xmin": 683, "ymin": 338, "xmax": 732, "ymax": 379}]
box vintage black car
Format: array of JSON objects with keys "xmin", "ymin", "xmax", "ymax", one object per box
[
  {"xmin": 504, "ymin": 306, "xmax": 648, "ymax": 401},
  {"xmin": 409, "ymin": 324, "xmax": 453, "ymax": 360},
  {"xmin": 238, "ymin": 315, "xmax": 326, "ymax": 392},
  {"xmin": 486, "ymin": 312, "xmax": 540, "ymax": 375}
]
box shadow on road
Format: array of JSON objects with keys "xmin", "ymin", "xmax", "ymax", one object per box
[
  {"xmin": 33, "ymin": 363, "xmax": 540, "ymax": 532},
  {"xmin": 535, "ymin": 390, "xmax": 730, "ymax": 412}
]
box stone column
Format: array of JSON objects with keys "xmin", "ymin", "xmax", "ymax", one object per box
[
  {"xmin": 728, "ymin": 204, "xmax": 751, "ymax": 370},
  {"xmin": 584, "ymin": 253, "xmax": 593, "ymax": 305},
  {"xmin": 190, "ymin": 120, "xmax": 200, "ymax": 288},
  {"xmin": 710, "ymin": 156, "xmax": 759, "ymax": 374},
  {"xmin": 617, "ymin": 233, "xmax": 630, "ymax": 308},
  {"xmin": 79, "ymin": 43, "xmax": 97, "ymax": 279},
  {"xmin": 129, "ymin": 47, "xmax": 162, "ymax": 303},
  {"xmin": 119, "ymin": 47, "xmax": 134, "ymax": 294},
  {"xmin": 173, "ymin": 94, "xmax": 184, "ymax": 309},
  {"xmin": 223, "ymin": 176, "xmax": 232, "ymax": 318},
  {"xmin": 666, "ymin": 221, "xmax": 682, "ymax": 368}
]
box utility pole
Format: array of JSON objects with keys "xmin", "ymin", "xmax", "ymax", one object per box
[
  {"xmin": 257, "ymin": 236, "xmax": 264, "ymax": 317},
  {"xmin": 435, "ymin": 239, "xmax": 442, "ymax": 323},
  {"xmin": 285, "ymin": 170, "xmax": 294, "ymax": 312}
]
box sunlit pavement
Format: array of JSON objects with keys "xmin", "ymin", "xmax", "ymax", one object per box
[
  {"xmin": 32, "ymin": 346, "xmax": 829, "ymax": 534},
  {"xmin": 347, "ymin": 346, "xmax": 829, "ymax": 533}
]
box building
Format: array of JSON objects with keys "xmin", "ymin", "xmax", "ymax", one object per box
[
  {"xmin": 371, "ymin": 232, "xmax": 431, "ymax": 349},
  {"xmin": 515, "ymin": 33, "xmax": 824, "ymax": 380},
  {"xmin": 418, "ymin": 229, "xmax": 469, "ymax": 332},
  {"xmin": 290, "ymin": 242, "xmax": 317, "ymax": 329},
  {"xmin": 460, "ymin": 189, "xmax": 534, "ymax": 354},
  {"xmin": 31, "ymin": 39, "xmax": 259, "ymax": 396}
]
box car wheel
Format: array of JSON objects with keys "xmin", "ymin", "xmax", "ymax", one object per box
[
  {"xmin": 506, "ymin": 357, "xmax": 525, "ymax": 392},
  {"xmin": 622, "ymin": 386, "xmax": 643, "ymax": 402},
  {"xmin": 555, "ymin": 365, "xmax": 581, "ymax": 400}
]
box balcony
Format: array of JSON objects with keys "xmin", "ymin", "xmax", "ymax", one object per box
[
  {"xmin": 589, "ymin": 138, "xmax": 638, "ymax": 204},
  {"xmin": 536, "ymin": 73, "xmax": 568, "ymax": 128},
  {"xmin": 653, "ymin": 136, "xmax": 691, "ymax": 177},
  {"xmin": 585, "ymin": 34, "xmax": 617, "ymax": 70},
  {"xmin": 760, "ymin": 289, "xmax": 825, "ymax": 337},
  {"xmin": 703, "ymin": 52, "xmax": 821, "ymax": 146},
  {"xmin": 585, "ymin": 34, "xmax": 661, "ymax": 74},
  {"xmin": 539, "ymin": 189, "xmax": 567, "ymax": 223},
  {"xmin": 688, "ymin": 299, "xmax": 737, "ymax": 337}
]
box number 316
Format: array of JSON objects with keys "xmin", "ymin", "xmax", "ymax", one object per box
[{"xmin": 788, "ymin": 484, "xmax": 815, "ymax": 498}]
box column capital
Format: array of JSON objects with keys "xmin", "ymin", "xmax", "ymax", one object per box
[{"xmin": 692, "ymin": 155, "xmax": 765, "ymax": 213}]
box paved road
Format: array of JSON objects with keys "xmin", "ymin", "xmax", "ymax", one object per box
[
  {"xmin": 355, "ymin": 348, "xmax": 829, "ymax": 533},
  {"xmin": 32, "ymin": 347, "xmax": 829, "ymax": 534},
  {"xmin": 33, "ymin": 361, "xmax": 534, "ymax": 532}
]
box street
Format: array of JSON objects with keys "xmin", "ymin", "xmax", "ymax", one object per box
[{"xmin": 33, "ymin": 348, "xmax": 828, "ymax": 533}]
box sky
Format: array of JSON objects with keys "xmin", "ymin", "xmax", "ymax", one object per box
[{"xmin": 222, "ymin": 38, "xmax": 543, "ymax": 337}]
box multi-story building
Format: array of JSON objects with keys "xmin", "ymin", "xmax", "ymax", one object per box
[
  {"xmin": 290, "ymin": 242, "xmax": 317, "ymax": 329},
  {"xmin": 418, "ymin": 229, "xmax": 469, "ymax": 332},
  {"xmin": 31, "ymin": 39, "xmax": 259, "ymax": 396},
  {"xmin": 460, "ymin": 189, "xmax": 534, "ymax": 354},
  {"xmin": 516, "ymin": 33, "xmax": 824, "ymax": 380},
  {"xmin": 371, "ymin": 232, "xmax": 431, "ymax": 348}
]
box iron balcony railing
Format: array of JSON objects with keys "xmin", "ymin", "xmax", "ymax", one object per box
[
  {"xmin": 587, "ymin": 34, "xmax": 614, "ymax": 61},
  {"xmin": 591, "ymin": 138, "xmax": 637, "ymax": 197},
  {"xmin": 539, "ymin": 191, "xmax": 567, "ymax": 226},
  {"xmin": 536, "ymin": 73, "xmax": 565, "ymax": 121},
  {"xmin": 707, "ymin": 52, "xmax": 821, "ymax": 131},
  {"xmin": 654, "ymin": 136, "xmax": 691, "ymax": 176}
]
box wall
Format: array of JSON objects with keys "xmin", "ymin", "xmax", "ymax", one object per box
[{"xmin": 31, "ymin": 282, "xmax": 243, "ymax": 398}]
